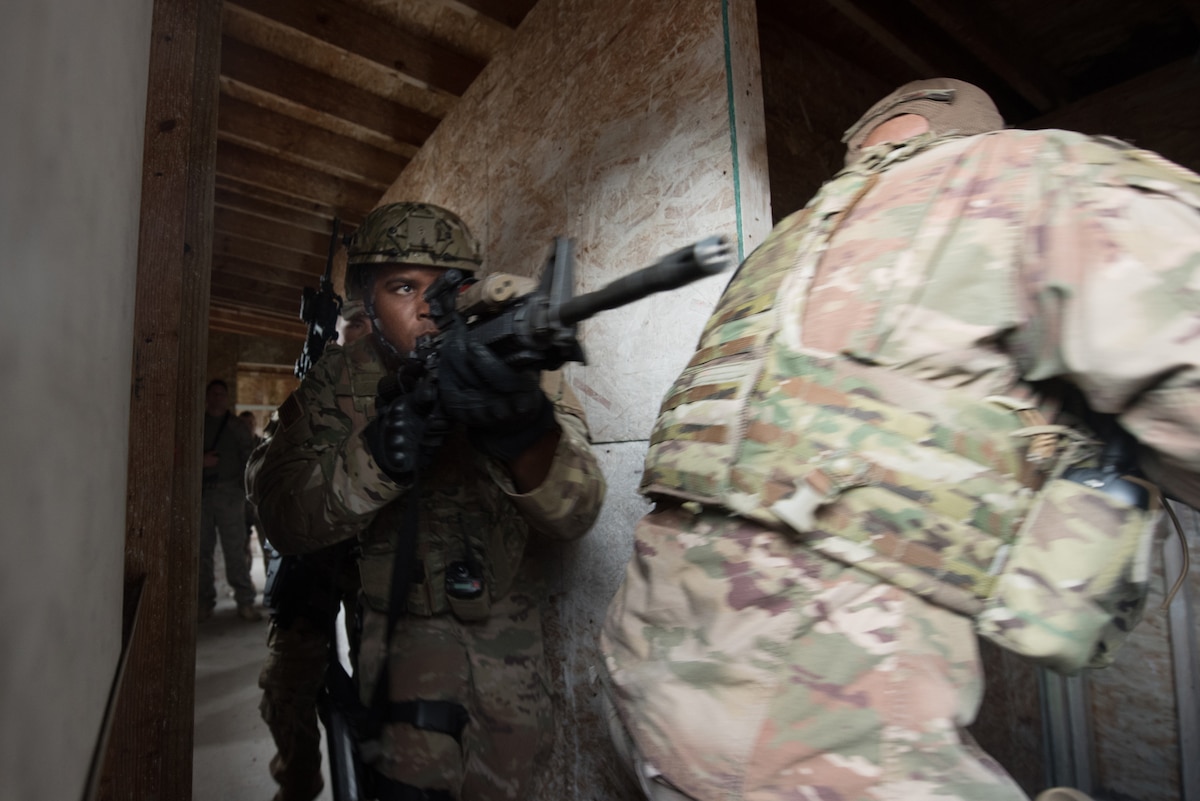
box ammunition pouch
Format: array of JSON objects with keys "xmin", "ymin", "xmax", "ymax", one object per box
[{"xmin": 975, "ymin": 476, "xmax": 1159, "ymax": 672}]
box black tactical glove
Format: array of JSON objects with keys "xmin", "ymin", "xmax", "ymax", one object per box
[
  {"xmin": 363, "ymin": 375, "xmax": 448, "ymax": 482},
  {"xmin": 437, "ymin": 325, "xmax": 556, "ymax": 462}
]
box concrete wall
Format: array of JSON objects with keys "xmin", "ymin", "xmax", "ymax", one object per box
[
  {"xmin": 0, "ymin": 1, "xmax": 153, "ymax": 799},
  {"xmin": 379, "ymin": 0, "xmax": 770, "ymax": 795}
]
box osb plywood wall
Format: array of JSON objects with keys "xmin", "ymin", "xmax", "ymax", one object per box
[
  {"xmin": 380, "ymin": 0, "xmax": 769, "ymax": 444},
  {"xmin": 379, "ymin": 0, "xmax": 770, "ymax": 797}
]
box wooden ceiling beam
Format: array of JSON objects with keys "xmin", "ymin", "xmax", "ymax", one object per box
[
  {"xmin": 215, "ymin": 186, "xmax": 340, "ymax": 234},
  {"xmin": 214, "ymin": 206, "xmax": 330, "ymax": 256},
  {"xmin": 220, "ymin": 37, "xmax": 438, "ymax": 147},
  {"xmin": 821, "ymin": 0, "xmax": 939, "ymax": 76},
  {"xmin": 818, "ymin": 0, "xmax": 1040, "ymax": 120},
  {"xmin": 229, "ymin": 0, "xmax": 484, "ymax": 96},
  {"xmin": 211, "ymin": 274, "xmax": 304, "ymax": 317},
  {"xmin": 209, "ymin": 303, "xmax": 306, "ymax": 341},
  {"xmin": 213, "ymin": 255, "xmax": 315, "ymax": 292},
  {"xmin": 902, "ymin": 0, "xmax": 1068, "ymax": 112},
  {"xmin": 217, "ymin": 140, "xmax": 380, "ymax": 215},
  {"xmin": 214, "ymin": 232, "xmax": 327, "ymax": 276},
  {"xmin": 215, "ymin": 175, "xmax": 364, "ymax": 227},
  {"xmin": 218, "ymin": 94, "xmax": 407, "ymax": 186}
]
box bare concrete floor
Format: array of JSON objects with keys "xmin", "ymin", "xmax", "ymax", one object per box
[{"xmin": 193, "ymin": 533, "xmax": 333, "ymax": 801}]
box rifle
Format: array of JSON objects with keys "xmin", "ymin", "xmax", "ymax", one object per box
[
  {"xmin": 278, "ymin": 216, "xmax": 366, "ymax": 800},
  {"xmin": 415, "ymin": 234, "xmax": 735, "ymax": 375},
  {"xmin": 295, "ymin": 217, "xmax": 344, "ymax": 379}
]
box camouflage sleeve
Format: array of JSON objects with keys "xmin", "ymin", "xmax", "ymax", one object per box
[
  {"xmin": 484, "ymin": 370, "xmax": 606, "ymax": 541},
  {"xmin": 246, "ymin": 347, "xmax": 409, "ymax": 554},
  {"xmin": 1015, "ymin": 137, "xmax": 1200, "ymax": 506}
]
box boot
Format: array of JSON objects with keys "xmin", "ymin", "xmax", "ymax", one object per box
[{"xmin": 237, "ymin": 603, "xmax": 264, "ymax": 622}]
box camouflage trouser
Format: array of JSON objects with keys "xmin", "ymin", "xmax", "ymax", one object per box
[
  {"xmin": 258, "ymin": 615, "xmax": 329, "ymax": 801},
  {"xmin": 199, "ymin": 482, "xmax": 257, "ymax": 608},
  {"xmin": 604, "ymin": 691, "xmax": 693, "ymax": 801},
  {"xmin": 355, "ymin": 588, "xmax": 553, "ymax": 801},
  {"xmin": 603, "ymin": 506, "xmax": 1030, "ymax": 801}
]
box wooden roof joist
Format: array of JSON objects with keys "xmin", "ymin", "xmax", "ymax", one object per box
[
  {"xmin": 214, "ymin": 237, "xmax": 327, "ymax": 280},
  {"xmin": 228, "ymin": 0, "xmax": 485, "ymax": 96},
  {"xmin": 215, "ymin": 207, "xmax": 331, "ymax": 257},
  {"xmin": 210, "ymin": 303, "xmax": 307, "ymax": 341},
  {"xmin": 220, "ymin": 37, "xmax": 439, "ymax": 149},
  {"xmin": 211, "ymin": 276, "xmax": 306, "ymax": 318},
  {"xmin": 215, "ymin": 176, "xmax": 363, "ymax": 227},
  {"xmin": 902, "ymin": 0, "xmax": 1068, "ymax": 112},
  {"xmin": 218, "ymin": 94, "xmax": 407, "ymax": 186},
  {"xmin": 214, "ymin": 186, "xmax": 344, "ymax": 235},
  {"xmin": 214, "ymin": 233, "xmax": 327, "ymax": 276},
  {"xmin": 819, "ymin": 0, "xmax": 1041, "ymax": 119},
  {"xmin": 216, "ymin": 140, "xmax": 381, "ymax": 215},
  {"xmin": 213, "ymin": 255, "xmax": 318, "ymax": 292}
]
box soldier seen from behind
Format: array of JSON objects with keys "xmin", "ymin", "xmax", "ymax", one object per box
[
  {"xmin": 600, "ymin": 79, "xmax": 1200, "ymax": 801},
  {"xmin": 247, "ymin": 202, "xmax": 606, "ymax": 800}
]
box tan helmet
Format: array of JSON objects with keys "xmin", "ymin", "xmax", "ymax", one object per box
[
  {"xmin": 344, "ymin": 202, "xmax": 482, "ymax": 301},
  {"xmin": 842, "ymin": 78, "xmax": 1003, "ymax": 164}
]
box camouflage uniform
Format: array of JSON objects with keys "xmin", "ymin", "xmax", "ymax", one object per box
[
  {"xmin": 602, "ymin": 123, "xmax": 1200, "ymax": 800},
  {"xmin": 247, "ymin": 334, "xmax": 604, "ymax": 800},
  {"xmin": 256, "ymin": 536, "xmax": 358, "ymax": 801}
]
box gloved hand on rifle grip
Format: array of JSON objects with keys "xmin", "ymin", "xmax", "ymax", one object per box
[
  {"xmin": 437, "ymin": 325, "xmax": 556, "ymax": 462},
  {"xmin": 363, "ymin": 375, "xmax": 448, "ymax": 482}
]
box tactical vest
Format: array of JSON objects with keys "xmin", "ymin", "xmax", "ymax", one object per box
[
  {"xmin": 332, "ymin": 339, "xmax": 532, "ymax": 622},
  {"xmin": 641, "ymin": 135, "xmax": 1164, "ymax": 673}
]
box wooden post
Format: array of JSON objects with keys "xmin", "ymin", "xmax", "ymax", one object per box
[{"xmin": 95, "ymin": 0, "xmax": 221, "ymax": 798}]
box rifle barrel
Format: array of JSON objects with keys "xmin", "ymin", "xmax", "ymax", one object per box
[{"xmin": 556, "ymin": 235, "xmax": 733, "ymax": 327}]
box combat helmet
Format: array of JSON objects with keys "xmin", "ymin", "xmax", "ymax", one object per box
[
  {"xmin": 344, "ymin": 202, "xmax": 482, "ymax": 302},
  {"xmin": 841, "ymin": 78, "xmax": 1003, "ymax": 165}
]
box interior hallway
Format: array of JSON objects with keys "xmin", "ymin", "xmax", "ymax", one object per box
[{"xmin": 193, "ymin": 535, "xmax": 333, "ymax": 801}]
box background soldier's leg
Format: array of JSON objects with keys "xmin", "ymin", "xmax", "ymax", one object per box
[
  {"xmin": 214, "ymin": 483, "xmax": 258, "ymax": 607},
  {"xmin": 258, "ymin": 617, "xmax": 329, "ymax": 801},
  {"xmin": 198, "ymin": 493, "xmax": 219, "ymax": 617}
]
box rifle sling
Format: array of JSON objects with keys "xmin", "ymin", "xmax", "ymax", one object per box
[
  {"xmin": 385, "ymin": 700, "xmax": 469, "ymax": 741},
  {"xmin": 367, "ymin": 474, "xmax": 428, "ymax": 733}
]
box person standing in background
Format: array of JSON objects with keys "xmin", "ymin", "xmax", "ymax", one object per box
[{"xmin": 199, "ymin": 378, "xmax": 260, "ymax": 622}]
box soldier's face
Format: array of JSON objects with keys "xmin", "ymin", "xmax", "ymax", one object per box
[
  {"xmin": 369, "ymin": 264, "xmax": 444, "ymax": 354},
  {"xmin": 336, "ymin": 311, "xmax": 371, "ymax": 346}
]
